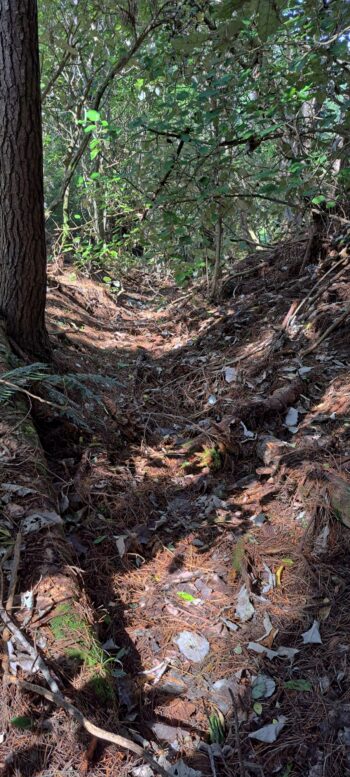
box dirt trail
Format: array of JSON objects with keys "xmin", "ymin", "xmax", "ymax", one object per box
[{"xmin": 2, "ymin": 250, "xmax": 350, "ymax": 777}]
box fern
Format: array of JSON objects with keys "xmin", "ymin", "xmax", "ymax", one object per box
[
  {"xmin": 0, "ymin": 363, "xmax": 49, "ymax": 402},
  {"xmin": 0, "ymin": 363, "xmax": 120, "ymax": 432}
]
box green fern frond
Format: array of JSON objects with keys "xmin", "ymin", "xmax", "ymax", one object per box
[
  {"xmin": 0, "ymin": 363, "xmax": 49, "ymax": 402},
  {"xmin": 0, "ymin": 364, "xmax": 118, "ymax": 433}
]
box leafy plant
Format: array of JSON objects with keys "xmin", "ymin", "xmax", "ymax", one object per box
[{"xmin": 208, "ymin": 711, "xmax": 225, "ymax": 744}]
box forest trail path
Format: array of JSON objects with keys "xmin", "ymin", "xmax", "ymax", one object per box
[{"xmin": 2, "ymin": 252, "xmax": 350, "ymax": 777}]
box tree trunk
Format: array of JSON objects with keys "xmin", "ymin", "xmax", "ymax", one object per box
[
  {"xmin": 210, "ymin": 214, "xmax": 223, "ymax": 301},
  {"xmin": 0, "ymin": 0, "xmax": 50, "ymax": 357},
  {"xmin": 61, "ymin": 181, "xmax": 71, "ymax": 250}
]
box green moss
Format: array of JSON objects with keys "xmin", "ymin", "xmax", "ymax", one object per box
[
  {"xmin": 88, "ymin": 674, "xmax": 115, "ymax": 703},
  {"xmin": 50, "ymin": 602, "xmax": 87, "ymax": 642},
  {"xmin": 50, "ymin": 602, "xmax": 115, "ymax": 703}
]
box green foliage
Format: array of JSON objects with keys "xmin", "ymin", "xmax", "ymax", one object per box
[
  {"xmin": 50, "ymin": 603, "xmax": 119, "ymax": 702},
  {"xmin": 0, "ymin": 362, "xmax": 123, "ymax": 431},
  {"xmin": 40, "ymin": 0, "xmax": 350, "ymax": 285},
  {"xmin": 208, "ymin": 711, "xmax": 226, "ymax": 744}
]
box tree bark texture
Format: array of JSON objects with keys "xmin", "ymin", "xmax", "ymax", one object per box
[{"xmin": 0, "ymin": 0, "xmax": 50, "ymax": 356}]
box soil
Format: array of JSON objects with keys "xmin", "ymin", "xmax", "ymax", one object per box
[{"xmin": 1, "ymin": 241, "xmax": 350, "ymax": 777}]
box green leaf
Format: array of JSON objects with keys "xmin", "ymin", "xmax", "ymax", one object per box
[
  {"xmin": 253, "ymin": 702, "xmax": 263, "ymax": 715},
  {"xmin": 90, "ymin": 148, "xmax": 99, "ymax": 160},
  {"xmin": 11, "ymin": 716, "xmax": 34, "ymax": 730},
  {"xmin": 284, "ymin": 679, "xmax": 312, "ymax": 691},
  {"xmin": 209, "ymin": 712, "xmax": 225, "ymax": 744},
  {"xmin": 86, "ymin": 109, "xmax": 101, "ymax": 122},
  {"xmin": 177, "ymin": 591, "xmax": 196, "ymax": 602},
  {"xmin": 311, "ymin": 195, "xmax": 326, "ymax": 205},
  {"xmin": 93, "ymin": 535, "xmax": 108, "ymax": 544}
]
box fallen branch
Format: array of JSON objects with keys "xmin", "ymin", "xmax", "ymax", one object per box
[
  {"xmin": 302, "ymin": 303, "xmax": 350, "ymax": 356},
  {"xmin": 18, "ymin": 680, "xmax": 172, "ymax": 777},
  {"xmin": 289, "ymin": 254, "xmax": 348, "ymax": 325}
]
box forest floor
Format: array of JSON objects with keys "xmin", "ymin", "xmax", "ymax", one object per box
[{"xmin": 2, "ymin": 235, "xmax": 350, "ymax": 777}]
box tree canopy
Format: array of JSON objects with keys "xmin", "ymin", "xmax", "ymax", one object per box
[{"xmin": 40, "ymin": 0, "xmax": 350, "ymax": 285}]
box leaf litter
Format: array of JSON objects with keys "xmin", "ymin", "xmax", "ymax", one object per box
[{"xmin": 4, "ymin": 244, "xmax": 350, "ymax": 777}]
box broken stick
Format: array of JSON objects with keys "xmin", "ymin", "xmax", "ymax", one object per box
[{"xmin": 19, "ymin": 680, "xmax": 172, "ymax": 777}]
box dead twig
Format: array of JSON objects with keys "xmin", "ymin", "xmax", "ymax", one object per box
[
  {"xmin": 18, "ymin": 680, "xmax": 172, "ymax": 777},
  {"xmin": 6, "ymin": 531, "xmax": 21, "ymax": 612},
  {"xmin": 0, "ymin": 606, "xmax": 63, "ymax": 697},
  {"xmin": 229, "ymin": 689, "xmax": 246, "ymax": 777},
  {"xmin": 0, "ymin": 378, "xmax": 63, "ymax": 409}
]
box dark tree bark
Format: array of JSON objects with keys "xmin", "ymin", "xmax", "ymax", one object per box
[{"xmin": 0, "ymin": 0, "xmax": 50, "ymax": 357}]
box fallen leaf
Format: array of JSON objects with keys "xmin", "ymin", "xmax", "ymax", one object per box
[
  {"xmin": 250, "ymin": 512, "xmax": 267, "ymax": 526},
  {"xmin": 284, "ymin": 679, "xmax": 312, "ymax": 691},
  {"xmin": 276, "ymin": 564, "xmax": 285, "ymax": 586},
  {"xmin": 169, "ymin": 760, "xmax": 202, "ymax": 777},
  {"xmin": 236, "ymin": 585, "xmax": 255, "ymax": 622},
  {"xmin": 240, "ymin": 421, "xmax": 255, "ymax": 439},
  {"xmin": 284, "ymin": 407, "xmax": 298, "ymax": 428},
  {"xmin": 21, "ymin": 590, "xmax": 34, "ymax": 610},
  {"xmin": 151, "ymin": 722, "xmax": 188, "ymax": 748},
  {"xmin": 1, "ymin": 484, "xmax": 36, "ymax": 497},
  {"xmin": 249, "ymin": 716, "xmax": 286, "ymax": 743},
  {"xmin": 253, "ymin": 702, "xmax": 263, "ymax": 715},
  {"xmin": 156, "ymin": 674, "xmax": 188, "ymax": 696},
  {"xmin": 132, "ymin": 767, "xmax": 153, "ymax": 777},
  {"xmin": 220, "ymin": 617, "xmax": 238, "ymax": 632},
  {"xmin": 257, "ymin": 614, "xmax": 274, "ymax": 641},
  {"xmin": 115, "ymin": 535, "xmax": 127, "ymax": 557},
  {"xmin": 177, "ymin": 591, "xmax": 202, "ymax": 604},
  {"xmin": 209, "ymin": 678, "xmax": 239, "ymax": 714},
  {"xmin": 224, "ymin": 366, "xmax": 237, "ymax": 383},
  {"xmin": 174, "ymin": 631, "xmax": 210, "ymax": 662},
  {"xmin": 313, "ymin": 525, "xmax": 330, "ymax": 556},
  {"xmin": 302, "ymin": 620, "xmax": 322, "ymax": 645},
  {"xmin": 21, "ymin": 509, "xmax": 63, "ymax": 534},
  {"xmin": 252, "ymin": 674, "xmax": 276, "ymax": 700},
  {"xmin": 248, "ymin": 643, "xmax": 299, "ymax": 661},
  {"xmin": 139, "ymin": 661, "xmax": 169, "ymax": 684}
]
